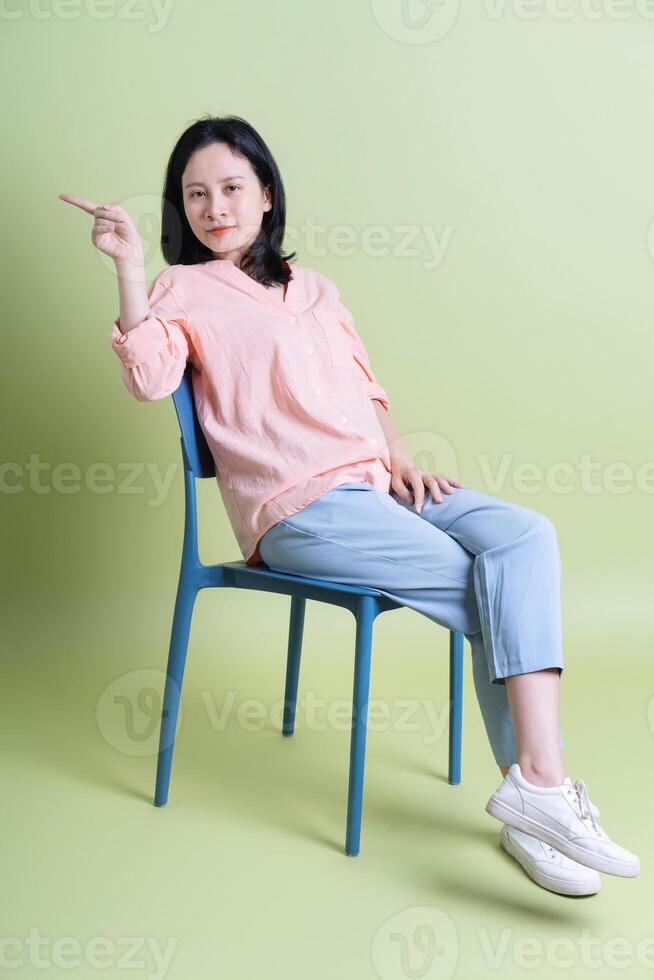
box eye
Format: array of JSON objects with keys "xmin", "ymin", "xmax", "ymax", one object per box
[
  {"xmin": 190, "ymin": 190, "xmax": 204, "ymax": 198},
  {"xmin": 227, "ymin": 184, "xmax": 240, "ymax": 192}
]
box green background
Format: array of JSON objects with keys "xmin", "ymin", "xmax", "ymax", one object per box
[{"xmin": 3, "ymin": 1, "xmax": 653, "ymax": 977}]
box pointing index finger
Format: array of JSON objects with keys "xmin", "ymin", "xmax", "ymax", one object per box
[{"xmin": 58, "ymin": 193, "xmax": 100, "ymax": 215}]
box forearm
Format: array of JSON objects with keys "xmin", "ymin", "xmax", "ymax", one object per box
[
  {"xmin": 114, "ymin": 260, "xmax": 149, "ymax": 335},
  {"xmin": 372, "ymin": 399, "xmax": 411, "ymax": 464}
]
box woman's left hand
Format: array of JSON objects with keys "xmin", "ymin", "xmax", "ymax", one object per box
[{"xmin": 390, "ymin": 459, "xmax": 465, "ymax": 514}]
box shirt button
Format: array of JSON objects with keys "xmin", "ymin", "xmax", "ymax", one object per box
[
  {"xmin": 341, "ymin": 415, "xmax": 348, "ymax": 422},
  {"xmin": 315, "ymin": 388, "xmax": 323, "ymax": 396},
  {"xmin": 370, "ymin": 439, "xmax": 378, "ymax": 446},
  {"xmin": 290, "ymin": 315, "xmax": 297, "ymax": 322},
  {"xmin": 306, "ymin": 348, "xmax": 313, "ymax": 355}
]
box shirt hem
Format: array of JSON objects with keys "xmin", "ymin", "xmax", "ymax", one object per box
[{"xmin": 240, "ymin": 457, "xmax": 391, "ymax": 566}]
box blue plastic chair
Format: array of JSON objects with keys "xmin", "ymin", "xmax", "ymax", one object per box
[{"xmin": 153, "ymin": 363, "xmax": 465, "ymax": 856}]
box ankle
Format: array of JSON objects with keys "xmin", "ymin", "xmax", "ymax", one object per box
[{"xmin": 517, "ymin": 757, "xmax": 566, "ymax": 788}]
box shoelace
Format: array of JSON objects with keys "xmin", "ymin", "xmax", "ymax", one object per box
[
  {"xmin": 542, "ymin": 780, "xmax": 603, "ymax": 857},
  {"xmin": 570, "ymin": 778, "xmax": 604, "ymax": 836}
]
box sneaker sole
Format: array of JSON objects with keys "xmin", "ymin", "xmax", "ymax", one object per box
[
  {"xmin": 500, "ymin": 830, "xmax": 601, "ymax": 896},
  {"xmin": 487, "ymin": 797, "xmax": 639, "ymax": 877}
]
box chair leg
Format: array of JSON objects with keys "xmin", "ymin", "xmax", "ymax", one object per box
[
  {"xmin": 345, "ymin": 596, "xmax": 376, "ymax": 857},
  {"xmin": 448, "ymin": 630, "xmax": 464, "ymax": 785},
  {"xmin": 154, "ymin": 576, "xmax": 199, "ymax": 807},
  {"xmin": 282, "ymin": 596, "xmax": 306, "ymax": 736}
]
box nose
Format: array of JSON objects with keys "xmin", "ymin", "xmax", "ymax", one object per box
[{"xmin": 205, "ymin": 193, "xmax": 229, "ymax": 220}]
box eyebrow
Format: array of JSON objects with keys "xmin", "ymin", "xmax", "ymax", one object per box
[{"xmin": 183, "ymin": 175, "xmax": 246, "ymax": 189}]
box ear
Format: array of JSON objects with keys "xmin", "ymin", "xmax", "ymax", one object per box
[{"xmin": 263, "ymin": 185, "xmax": 273, "ymax": 212}]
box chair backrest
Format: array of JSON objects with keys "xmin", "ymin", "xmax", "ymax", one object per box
[{"xmin": 171, "ymin": 363, "xmax": 215, "ymax": 478}]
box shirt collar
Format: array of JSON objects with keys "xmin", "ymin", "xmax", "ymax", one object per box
[{"xmin": 205, "ymin": 258, "xmax": 298, "ymax": 314}]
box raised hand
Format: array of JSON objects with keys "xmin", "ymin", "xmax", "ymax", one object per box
[{"xmin": 58, "ymin": 194, "xmax": 144, "ymax": 267}]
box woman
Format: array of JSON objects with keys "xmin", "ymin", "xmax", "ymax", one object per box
[{"xmin": 60, "ymin": 113, "xmax": 639, "ymax": 897}]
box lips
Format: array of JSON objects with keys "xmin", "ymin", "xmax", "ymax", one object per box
[{"xmin": 208, "ymin": 226, "xmax": 234, "ymax": 235}]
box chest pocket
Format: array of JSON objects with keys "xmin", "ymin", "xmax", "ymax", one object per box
[{"xmin": 312, "ymin": 309, "xmax": 353, "ymax": 370}]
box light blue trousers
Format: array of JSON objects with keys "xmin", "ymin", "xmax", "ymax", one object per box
[{"xmin": 258, "ymin": 481, "xmax": 565, "ymax": 767}]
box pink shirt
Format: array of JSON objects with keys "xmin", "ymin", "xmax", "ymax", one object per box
[{"xmin": 109, "ymin": 259, "xmax": 392, "ymax": 565}]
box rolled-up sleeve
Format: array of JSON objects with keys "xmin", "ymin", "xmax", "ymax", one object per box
[
  {"xmin": 336, "ymin": 295, "xmax": 390, "ymax": 411},
  {"xmin": 109, "ymin": 273, "xmax": 193, "ymax": 401}
]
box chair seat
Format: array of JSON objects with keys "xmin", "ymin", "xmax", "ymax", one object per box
[{"xmin": 221, "ymin": 559, "xmax": 403, "ymax": 611}]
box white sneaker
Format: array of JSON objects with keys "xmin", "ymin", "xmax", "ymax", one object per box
[
  {"xmin": 500, "ymin": 824, "xmax": 602, "ymax": 896},
  {"xmin": 486, "ymin": 763, "xmax": 640, "ymax": 878}
]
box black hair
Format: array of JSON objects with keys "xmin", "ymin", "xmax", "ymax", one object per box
[{"xmin": 161, "ymin": 114, "xmax": 295, "ymax": 287}]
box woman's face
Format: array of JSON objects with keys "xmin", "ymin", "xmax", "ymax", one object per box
[{"xmin": 182, "ymin": 141, "xmax": 272, "ymax": 266}]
